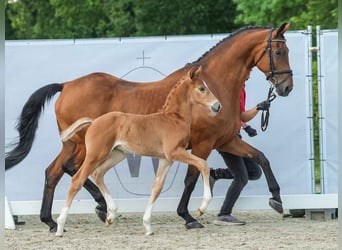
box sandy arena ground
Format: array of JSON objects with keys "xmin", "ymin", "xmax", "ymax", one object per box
[{"xmin": 5, "ymin": 210, "xmax": 338, "ymax": 250}]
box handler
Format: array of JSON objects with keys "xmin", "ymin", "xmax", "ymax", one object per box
[{"xmin": 210, "ymin": 84, "xmax": 270, "ymax": 225}]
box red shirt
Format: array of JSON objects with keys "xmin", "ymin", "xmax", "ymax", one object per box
[{"xmin": 240, "ymin": 85, "xmax": 246, "ymax": 113}]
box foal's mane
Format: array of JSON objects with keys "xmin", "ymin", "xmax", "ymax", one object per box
[
  {"xmin": 161, "ymin": 76, "xmax": 188, "ymax": 112},
  {"xmin": 189, "ymin": 25, "xmax": 272, "ymax": 65}
]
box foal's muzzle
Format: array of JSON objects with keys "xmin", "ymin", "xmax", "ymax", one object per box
[{"xmin": 211, "ymin": 102, "xmax": 222, "ymax": 113}]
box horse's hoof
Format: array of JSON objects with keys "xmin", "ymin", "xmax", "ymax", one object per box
[
  {"xmin": 49, "ymin": 226, "xmax": 57, "ymax": 233},
  {"xmin": 269, "ymin": 198, "xmax": 284, "ymax": 214},
  {"xmin": 185, "ymin": 221, "xmax": 204, "ymax": 230},
  {"xmin": 197, "ymin": 209, "xmax": 204, "ymax": 217},
  {"xmin": 95, "ymin": 206, "xmax": 107, "ymax": 223}
]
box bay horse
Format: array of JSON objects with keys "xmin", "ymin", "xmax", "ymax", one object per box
[
  {"xmin": 55, "ymin": 66, "xmax": 221, "ymax": 236},
  {"xmin": 6, "ymin": 23, "xmax": 293, "ymax": 231}
]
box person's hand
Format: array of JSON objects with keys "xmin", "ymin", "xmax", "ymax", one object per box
[
  {"xmin": 243, "ymin": 125, "xmax": 257, "ymax": 137},
  {"xmin": 256, "ymin": 100, "xmax": 270, "ymax": 111}
]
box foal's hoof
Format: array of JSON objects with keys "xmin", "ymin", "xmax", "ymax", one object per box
[
  {"xmin": 49, "ymin": 224, "xmax": 66, "ymax": 233},
  {"xmin": 197, "ymin": 208, "xmax": 204, "ymax": 217},
  {"xmin": 185, "ymin": 221, "xmax": 204, "ymax": 230},
  {"xmin": 269, "ymin": 198, "xmax": 284, "ymax": 214},
  {"xmin": 95, "ymin": 206, "xmax": 107, "ymax": 223}
]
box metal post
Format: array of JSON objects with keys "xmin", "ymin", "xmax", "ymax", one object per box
[
  {"xmin": 306, "ymin": 26, "xmax": 316, "ymax": 194},
  {"xmin": 315, "ymin": 25, "xmax": 324, "ymax": 194},
  {"xmin": 338, "ymin": 0, "xmax": 342, "ymax": 245}
]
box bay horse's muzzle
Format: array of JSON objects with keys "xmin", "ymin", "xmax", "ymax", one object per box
[
  {"xmin": 271, "ymin": 72, "xmax": 293, "ymax": 97},
  {"xmin": 274, "ymin": 76, "xmax": 293, "ymax": 97},
  {"xmin": 211, "ymin": 101, "xmax": 222, "ymax": 113}
]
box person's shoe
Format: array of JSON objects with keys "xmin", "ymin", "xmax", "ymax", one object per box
[{"xmin": 213, "ymin": 215, "xmax": 246, "ymax": 226}]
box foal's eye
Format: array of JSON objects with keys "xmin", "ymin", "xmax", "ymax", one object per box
[
  {"xmin": 198, "ymin": 87, "xmax": 206, "ymax": 93},
  {"xmin": 275, "ymin": 50, "xmax": 282, "ymax": 56}
]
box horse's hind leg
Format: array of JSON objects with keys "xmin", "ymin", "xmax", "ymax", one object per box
[
  {"xmin": 40, "ymin": 141, "xmax": 80, "ymax": 232},
  {"xmin": 40, "ymin": 156, "xmax": 65, "ymax": 232},
  {"xmin": 143, "ymin": 158, "xmax": 172, "ymax": 235},
  {"xmin": 62, "ymin": 144, "xmax": 107, "ymax": 222}
]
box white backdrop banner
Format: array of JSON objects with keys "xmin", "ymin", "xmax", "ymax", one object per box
[
  {"xmin": 5, "ymin": 31, "xmax": 314, "ymax": 205},
  {"xmin": 318, "ymin": 29, "xmax": 338, "ymax": 194}
]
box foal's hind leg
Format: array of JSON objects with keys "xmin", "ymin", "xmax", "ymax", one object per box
[
  {"xmin": 91, "ymin": 150, "xmax": 127, "ymax": 225},
  {"xmin": 143, "ymin": 158, "xmax": 172, "ymax": 235},
  {"xmin": 62, "ymin": 144, "xmax": 107, "ymax": 223},
  {"xmin": 56, "ymin": 154, "xmax": 102, "ymax": 236}
]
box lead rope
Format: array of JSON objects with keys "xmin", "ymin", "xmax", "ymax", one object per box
[
  {"xmin": 113, "ymin": 161, "xmax": 180, "ymax": 196},
  {"xmin": 261, "ymin": 85, "xmax": 276, "ymax": 131}
]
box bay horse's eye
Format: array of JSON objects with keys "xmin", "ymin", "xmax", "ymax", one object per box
[
  {"xmin": 275, "ymin": 50, "xmax": 282, "ymax": 56},
  {"xmin": 198, "ymin": 86, "xmax": 206, "ymax": 93}
]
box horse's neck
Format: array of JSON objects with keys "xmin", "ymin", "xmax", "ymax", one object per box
[
  {"xmin": 199, "ymin": 31, "xmax": 265, "ymax": 115},
  {"xmin": 162, "ymin": 81, "xmax": 192, "ymax": 122},
  {"xmin": 205, "ymin": 39, "xmax": 257, "ymax": 88}
]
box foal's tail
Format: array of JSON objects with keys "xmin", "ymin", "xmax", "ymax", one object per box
[
  {"xmin": 5, "ymin": 83, "xmax": 63, "ymax": 170},
  {"xmin": 60, "ymin": 118, "xmax": 93, "ymax": 142}
]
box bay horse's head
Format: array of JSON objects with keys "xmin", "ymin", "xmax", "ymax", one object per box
[
  {"xmin": 187, "ymin": 65, "xmax": 222, "ymax": 116},
  {"xmin": 254, "ymin": 23, "xmax": 293, "ymax": 97}
]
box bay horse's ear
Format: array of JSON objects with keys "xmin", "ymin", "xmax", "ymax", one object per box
[
  {"xmin": 276, "ymin": 23, "xmax": 290, "ymax": 37},
  {"xmin": 188, "ymin": 65, "xmax": 202, "ymax": 79}
]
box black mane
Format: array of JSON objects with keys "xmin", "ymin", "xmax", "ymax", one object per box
[{"xmin": 189, "ymin": 25, "xmax": 272, "ymax": 65}]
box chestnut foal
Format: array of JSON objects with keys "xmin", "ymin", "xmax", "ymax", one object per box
[{"xmin": 56, "ymin": 66, "xmax": 221, "ymax": 236}]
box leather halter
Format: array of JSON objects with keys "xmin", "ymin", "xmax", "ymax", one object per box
[{"xmin": 254, "ymin": 28, "xmax": 293, "ymax": 88}]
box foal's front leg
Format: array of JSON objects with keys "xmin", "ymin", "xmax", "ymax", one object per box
[
  {"xmin": 143, "ymin": 158, "xmax": 172, "ymax": 235},
  {"xmin": 171, "ymin": 149, "xmax": 212, "ymax": 216}
]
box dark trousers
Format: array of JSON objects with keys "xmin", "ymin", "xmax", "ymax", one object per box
[{"xmin": 217, "ymin": 150, "xmax": 262, "ymax": 216}]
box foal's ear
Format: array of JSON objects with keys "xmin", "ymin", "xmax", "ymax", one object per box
[
  {"xmin": 188, "ymin": 65, "xmax": 202, "ymax": 79},
  {"xmin": 276, "ymin": 23, "xmax": 290, "ymax": 37}
]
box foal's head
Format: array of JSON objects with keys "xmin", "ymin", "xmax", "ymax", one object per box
[{"xmin": 186, "ymin": 66, "xmax": 221, "ymax": 116}]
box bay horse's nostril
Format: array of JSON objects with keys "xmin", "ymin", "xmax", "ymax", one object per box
[
  {"xmin": 212, "ymin": 102, "xmax": 221, "ymax": 113},
  {"xmin": 284, "ymin": 85, "xmax": 293, "ymax": 96}
]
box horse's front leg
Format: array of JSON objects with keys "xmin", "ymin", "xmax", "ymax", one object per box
[
  {"xmin": 176, "ymin": 146, "xmax": 211, "ymax": 229},
  {"xmin": 219, "ymin": 137, "xmax": 283, "ymax": 214},
  {"xmin": 143, "ymin": 158, "xmax": 172, "ymax": 235},
  {"xmin": 253, "ymin": 149, "xmax": 283, "ymax": 213}
]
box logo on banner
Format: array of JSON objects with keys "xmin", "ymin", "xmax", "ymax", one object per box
[{"xmin": 126, "ymin": 154, "xmax": 159, "ymax": 177}]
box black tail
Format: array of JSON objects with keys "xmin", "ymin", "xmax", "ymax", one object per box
[{"xmin": 5, "ymin": 83, "xmax": 63, "ymax": 170}]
